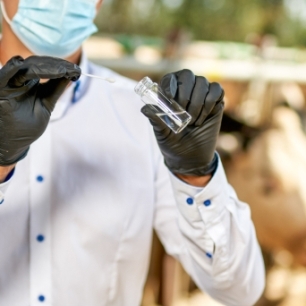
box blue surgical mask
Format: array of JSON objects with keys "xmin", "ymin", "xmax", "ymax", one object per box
[{"xmin": 1, "ymin": 0, "xmax": 98, "ymax": 58}]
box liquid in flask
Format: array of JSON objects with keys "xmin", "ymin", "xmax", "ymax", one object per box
[{"xmin": 134, "ymin": 77, "xmax": 191, "ymax": 133}]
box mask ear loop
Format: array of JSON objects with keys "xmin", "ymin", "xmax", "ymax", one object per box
[{"xmin": 0, "ymin": 1, "xmax": 13, "ymax": 26}]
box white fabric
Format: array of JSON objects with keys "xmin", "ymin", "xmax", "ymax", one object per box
[
  {"xmin": 50, "ymin": 54, "xmax": 90, "ymax": 121},
  {"xmin": 0, "ymin": 56, "xmax": 265, "ymax": 306}
]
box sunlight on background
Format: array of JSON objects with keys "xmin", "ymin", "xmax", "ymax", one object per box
[{"xmin": 284, "ymin": 0, "xmax": 306, "ymax": 26}]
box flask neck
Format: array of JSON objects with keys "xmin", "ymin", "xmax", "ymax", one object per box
[{"xmin": 134, "ymin": 76, "xmax": 154, "ymax": 96}]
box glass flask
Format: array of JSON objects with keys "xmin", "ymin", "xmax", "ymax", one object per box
[{"xmin": 135, "ymin": 77, "xmax": 191, "ymax": 133}]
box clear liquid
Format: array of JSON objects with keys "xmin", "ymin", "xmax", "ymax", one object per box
[
  {"xmin": 135, "ymin": 77, "xmax": 192, "ymax": 133},
  {"xmin": 156, "ymin": 111, "xmax": 191, "ymax": 133}
]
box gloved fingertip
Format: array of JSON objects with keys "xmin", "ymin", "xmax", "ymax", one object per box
[
  {"xmin": 141, "ymin": 105, "xmax": 169, "ymax": 132},
  {"xmin": 210, "ymin": 82, "xmax": 225, "ymax": 101},
  {"xmin": 140, "ymin": 105, "xmax": 148, "ymax": 114},
  {"xmin": 6, "ymin": 56, "xmax": 24, "ymax": 68},
  {"xmin": 11, "ymin": 55, "xmax": 24, "ymax": 64},
  {"xmin": 140, "ymin": 105, "xmax": 156, "ymax": 119},
  {"xmin": 66, "ymin": 64, "xmax": 81, "ymax": 81},
  {"xmin": 140, "ymin": 107, "xmax": 150, "ymax": 119},
  {"xmin": 170, "ymin": 75, "xmax": 178, "ymax": 97},
  {"xmin": 160, "ymin": 74, "xmax": 177, "ymax": 99},
  {"xmin": 70, "ymin": 75, "xmax": 80, "ymax": 82}
]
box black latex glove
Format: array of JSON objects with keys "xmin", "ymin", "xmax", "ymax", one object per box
[
  {"xmin": 0, "ymin": 55, "xmax": 81, "ymax": 166},
  {"xmin": 141, "ymin": 69, "xmax": 224, "ymax": 176}
]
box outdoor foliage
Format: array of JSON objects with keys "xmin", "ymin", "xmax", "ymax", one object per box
[{"xmin": 95, "ymin": 0, "xmax": 306, "ymax": 47}]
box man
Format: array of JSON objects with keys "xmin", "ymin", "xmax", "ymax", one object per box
[{"xmin": 0, "ymin": 0, "xmax": 265, "ymax": 305}]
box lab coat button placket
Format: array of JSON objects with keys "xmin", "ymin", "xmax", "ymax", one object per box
[
  {"xmin": 29, "ymin": 126, "xmax": 52, "ymax": 306},
  {"xmin": 0, "ymin": 191, "xmax": 4, "ymax": 204}
]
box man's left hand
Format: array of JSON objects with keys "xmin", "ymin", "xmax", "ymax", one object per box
[{"xmin": 141, "ymin": 69, "xmax": 224, "ymax": 178}]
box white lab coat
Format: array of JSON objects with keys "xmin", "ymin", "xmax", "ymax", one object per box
[{"xmin": 0, "ymin": 54, "xmax": 265, "ymax": 306}]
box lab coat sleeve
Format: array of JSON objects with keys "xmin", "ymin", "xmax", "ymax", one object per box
[{"xmin": 153, "ymin": 153, "xmax": 265, "ymax": 306}]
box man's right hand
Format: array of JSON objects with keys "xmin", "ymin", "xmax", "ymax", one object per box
[{"xmin": 0, "ymin": 55, "xmax": 81, "ymax": 167}]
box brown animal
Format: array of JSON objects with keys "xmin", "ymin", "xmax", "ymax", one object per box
[{"xmin": 221, "ymin": 106, "xmax": 306, "ymax": 266}]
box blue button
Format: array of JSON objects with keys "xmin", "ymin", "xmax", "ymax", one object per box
[
  {"xmin": 38, "ymin": 295, "xmax": 45, "ymax": 302},
  {"xmin": 36, "ymin": 176, "xmax": 44, "ymax": 182},
  {"xmin": 0, "ymin": 199, "xmax": 4, "ymax": 205},
  {"xmin": 36, "ymin": 175, "xmax": 44, "ymax": 182},
  {"xmin": 36, "ymin": 235, "xmax": 45, "ymax": 242},
  {"xmin": 206, "ymin": 252, "xmax": 213, "ymax": 259},
  {"xmin": 186, "ymin": 198, "xmax": 193, "ymax": 205},
  {"xmin": 203, "ymin": 200, "xmax": 211, "ymax": 207}
]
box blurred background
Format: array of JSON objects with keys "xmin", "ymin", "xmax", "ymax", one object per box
[{"xmin": 88, "ymin": 1, "xmax": 306, "ymax": 305}]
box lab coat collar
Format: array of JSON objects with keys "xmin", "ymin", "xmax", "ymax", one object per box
[
  {"xmin": 0, "ymin": 51, "xmax": 90, "ymax": 122},
  {"xmin": 51, "ymin": 51, "xmax": 90, "ymax": 121}
]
